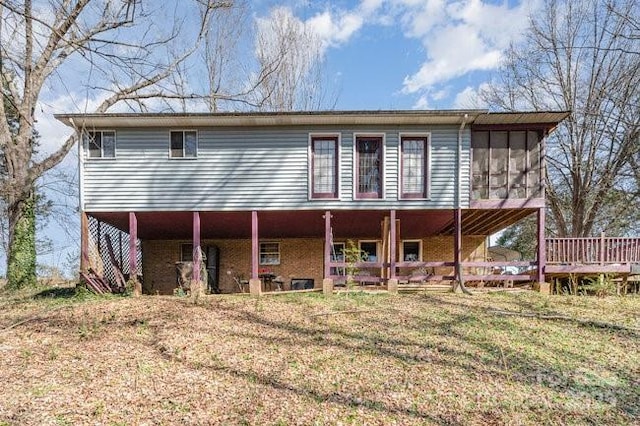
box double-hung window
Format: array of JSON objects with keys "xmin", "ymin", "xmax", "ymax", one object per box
[
  {"xmin": 170, "ymin": 130, "xmax": 197, "ymax": 158},
  {"xmin": 355, "ymin": 135, "xmax": 383, "ymax": 199},
  {"xmin": 400, "ymin": 135, "xmax": 429, "ymax": 199},
  {"xmin": 259, "ymin": 242, "xmax": 280, "ymax": 265},
  {"xmin": 86, "ymin": 131, "xmax": 116, "ymax": 158},
  {"xmin": 310, "ymin": 135, "xmax": 339, "ymax": 198}
]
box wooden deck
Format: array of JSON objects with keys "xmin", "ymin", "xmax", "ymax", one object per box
[{"xmin": 546, "ymin": 236, "xmax": 640, "ymax": 275}]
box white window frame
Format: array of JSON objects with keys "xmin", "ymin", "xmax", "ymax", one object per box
[
  {"xmin": 398, "ymin": 132, "xmax": 431, "ymax": 200},
  {"xmin": 353, "ymin": 133, "xmax": 386, "ymax": 200},
  {"xmin": 85, "ymin": 130, "xmax": 116, "ymax": 159},
  {"xmin": 259, "ymin": 241, "xmax": 280, "ymax": 265},
  {"xmin": 169, "ymin": 129, "xmax": 198, "ymax": 159},
  {"xmin": 358, "ymin": 240, "xmax": 380, "ymax": 262},
  {"xmin": 308, "ymin": 133, "xmax": 341, "ymax": 200},
  {"xmin": 400, "ymin": 239, "xmax": 423, "ymax": 262}
]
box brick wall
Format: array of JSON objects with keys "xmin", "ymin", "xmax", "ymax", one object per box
[{"xmin": 142, "ymin": 235, "xmax": 486, "ymax": 294}]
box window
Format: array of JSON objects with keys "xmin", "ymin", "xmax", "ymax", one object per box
[
  {"xmin": 359, "ymin": 241, "xmax": 379, "ymax": 262},
  {"xmin": 472, "ymin": 130, "xmax": 543, "ymax": 200},
  {"xmin": 310, "ymin": 135, "xmax": 339, "ymax": 198},
  {"xmin": 330, "ymin": 242, "xmax": 345, "ymax": 276},
  {"xmin": 259, "ymin": 242, "xmax": 280, "ymax": 265},
  {"xmin": 401, "ymin": 240, "xmax": 422, "ymax": 262},
  {"xmin": 86, "ymin": 131, "xmax": 116, "ymax": 158},
  {"xmin": 400, "ymin": 135, "xmax": 429, "ymax": 198},
  {"xmin": 170, "ymin": 130, "xmax": 197, "ymax": 158},
  {"xmin": 355, "ymin": 136, "xmax": 383, "ymax": 198},
  {"xmin": 181, "ymin": 243, "xmax": 193, "ymax": 262}
]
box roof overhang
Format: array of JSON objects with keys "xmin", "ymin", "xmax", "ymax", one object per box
[
  {"xmin": 55, "ymin": 110, "xmax": 488, "ymax": 128},
  {"xmin": 54, "ymin": 109, "xmax": 569, "ymax": 129}
]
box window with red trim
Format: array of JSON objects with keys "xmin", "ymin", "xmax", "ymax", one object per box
[
  {"xmin": 311, "ymin": 136, "xmax": 339, "ymax": 198},
  {"xmin": 355, "ymin": 136, "xmax": 383, "ymax": 199},
  {"xmin": 400, "ymin": 136, "xmax": 428, "ymax": 198}
]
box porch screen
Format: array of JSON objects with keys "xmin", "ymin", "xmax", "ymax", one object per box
[
  {"xmin": 472, "ymin": 130, "xmax": 542, "ymax": 200},
  {"xmin": 311, "ymin": 136, "xmax": 338, "ymax": 198},
  {"xmin": 356, "ymin": 136, "xmax": 383, "ymax": 198},
  {"xmin": 401, "ymin": 136, "xmax": 428, "ymax": 198}
]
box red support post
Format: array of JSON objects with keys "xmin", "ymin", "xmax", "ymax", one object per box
[
  {"xmin": 390, "ymin": 209, "xmax": 396, "ymax": 279},
  {"xmin": 454, "ymin": 208, "xmax": 462, "ymax": 284},
  {"xmin": 129, "ymin": 212, "xmax": 138, "ymax": 277},
  {"xmin": 324, "ymin": 211, "xmax": 332, "ymax": 279},
  {"xmin": 251, "ymin": 210, "xmax": 258, "ymax": 280},
  {"xmin": 193, "ymin": 211, "xmax": 201, "ymax": 284},
  {"xmin": 537, "ymin": 207, "xmax": 546, "ymax": 283}
]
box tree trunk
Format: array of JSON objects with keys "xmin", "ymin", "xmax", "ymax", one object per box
[{"xmin": 6, "ymin": 190, "xmax": 37, "ymax": 289}]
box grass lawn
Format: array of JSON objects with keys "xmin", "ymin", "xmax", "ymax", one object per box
[{"xmin": 0, "ymin": 287, "xmax": 638, "ymax": 425}]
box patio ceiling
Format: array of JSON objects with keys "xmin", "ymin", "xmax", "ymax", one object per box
[{"xmin": 89, "ymin": 208, "xmax": 536, "ymax": 240}]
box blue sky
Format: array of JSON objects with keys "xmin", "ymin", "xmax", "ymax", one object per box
[{"xmin": 2, "ymin": 0, "xmax": 539, "ymax": 276}]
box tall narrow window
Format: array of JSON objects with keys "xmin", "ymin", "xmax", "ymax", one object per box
[
  {"xmin": 356, "ymin": 136, "xmax": 383, "ymax": 199},
  {"xmin": 400, "ymin": 135, "xmax": 428, "ymax": 198},
  {"xmin": 170, "ymin": 130, "xmax": 197, "ymax": 158},
  {"xmin": 311, "ymin": 136, "xmax": 338, "ymax": 198},
  {"xmin": 86, "ymin": 131, "xmax": 116, "ymax": 158}
]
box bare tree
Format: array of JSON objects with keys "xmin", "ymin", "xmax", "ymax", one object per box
[
  {"xmin": 252, "ymin": 6, "xmax": 334, "ymax": 112},
  {"xmin": 0, "ymin": 0, "xmax": 233, "ymax": 289},
  {"xmin": 484, "ymin": 0, "xmax": 640, "ymax": 238}
]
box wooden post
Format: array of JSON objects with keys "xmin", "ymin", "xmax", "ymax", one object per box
[
  {"xmin": 251, "ymin": 210, "xmax": 258, "ymax": 280},
  {"xmin": 128, "ymin": 212, "xmax": 141, "ymax": 296},
  {"xmin": 454, "ymin": 208, "xmax": 462, "ymax": 290},
  {"xmin": 192, "ymin": 211, "xmax": 201, "ymax": 285},
  {"xmin": 390, "ymin": 210, "xmax": 396, "ymax": 279},
  {"xmin": 537, "ymin": 207, "xmax": 546, "ymax": 284},
  {"xmin": 80, "ymin": 212, "xmax": 89, "ymax": 274},
  {"xmin": 324, "ymin": 211, "xmax": 332, "ymax": 279},
  {"xmin": 96, "ymin": 220, "xmax": 102, "ymax": 255},
  {"xmin": 600, "ymin": 231, "xmax": 606, "ymax": 265}
]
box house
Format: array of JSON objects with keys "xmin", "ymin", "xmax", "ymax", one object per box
[{"xmin": 55, "ymin": 110, "xmax": 570, "ymax": 295}]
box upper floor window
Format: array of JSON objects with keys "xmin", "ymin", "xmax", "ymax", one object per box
[
  {"xmin": 355, "ymin": 135, "xmax": 383, "ymax": 199},
  {"xmin": 472, "ymin": 130, "xmax": 542, "ymax": 199},
  {"xmin": 310, "ymin": 135, "xmax": 339, "ymax": 198},
  {"xmin": 86, "ymin": 131, "xmax": 115, "ymax": 158},
  {"xmin": 170, "ymin": 130, "xmax": 197, "ymax": 158},
  {"xmin": 400, "ymin": 135, "xmax": 429, "ymax": 199}
]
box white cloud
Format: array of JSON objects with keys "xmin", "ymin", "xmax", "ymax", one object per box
[
  {"xmin": 452, "ymin": 83, "xmax": 490, "ymax": 109},
  {"xmin": 395, "ymin": 0, "xmax": 536, "ymax": 95}
]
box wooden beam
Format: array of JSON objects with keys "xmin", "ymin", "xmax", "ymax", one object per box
[
  {"xmin": 390, "ymin": 210, "xmax": 397, "ymax": 279},
  {"xmin": 324, "ymin": 211, "xmax": 331, "ymax": 279},
  {"xmin": 128, "ymin": 212, "xmax": 138, "ymax": 277},
  {"xmin": 454, "ymin": 208, "xmax": 462, "ymax": 286},
  {"xmin": 193, "ymin": 211, "xmax": 201, "ymax": 284},
  {"xmin": 80, "ymin": 212, "xmax": 89, "ymax": 274},
  {"xmin": 251, "ymin": 210, "xmax": 258, "ymax": 280},
  {"xmin": 537, "ymin": 207, "xmax": 545, "ymax": 283},
  {"xmin": 470, "ymin": 198, "xmax": 545, "ymax": 209}
]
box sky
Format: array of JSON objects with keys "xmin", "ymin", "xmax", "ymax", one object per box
[{"xmin": 1, "ymin": 0, "xmax": 540, "ymax": 276}]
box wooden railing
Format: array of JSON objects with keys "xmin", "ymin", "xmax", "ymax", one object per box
[{"xmin": 546, "ymin": 236, "xmax": 640, "ymax": 264}]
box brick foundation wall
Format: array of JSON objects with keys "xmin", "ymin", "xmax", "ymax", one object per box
[{"xmin": 142, "ymin": 235, "xmax": 487, "ymax": 295}]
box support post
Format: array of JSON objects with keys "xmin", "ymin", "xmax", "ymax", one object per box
[
  {"xmin": 192, "ymin": 211, "xmax": 201, "ymax": 290},
  {"xmin": 129, "ymin": 212, "xmax": 141, "ymax": 296},
  {"xmin": 600, "ymin": 231, "xmax": 606, "ymax": 265},
  {"xmin": 80, "ymin": 212, "xmax": 89, "ymax": 274},
  {"xmin": 251, "ymin": 210, "xmax": 259, "ymax": 280},
  {"xmin": 324, "ymin": 210, "xmax": 332, "ymax": 279},
  {"xmin": 453, "ymin": 208, "xmax": 463, "ymax": 291},
  {"xmin": 537, "ymin": 207, "xmax": 546, "ymax": 284},
  {"xmin": 390, "ymin": 209, "xmax": 396, "ymax": 279}
]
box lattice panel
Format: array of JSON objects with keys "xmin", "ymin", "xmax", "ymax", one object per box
[{"xmin": 88, "ymin": 216, "xmax": 142, "ymax": 286}]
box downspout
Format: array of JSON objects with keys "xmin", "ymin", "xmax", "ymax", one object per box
[{"xmin": 456, "ymin": 114, "xmax": 472, "ymax": 295}]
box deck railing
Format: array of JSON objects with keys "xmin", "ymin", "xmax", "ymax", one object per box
[{"xmin": 546, "ymin": 236, "xmax": 640, "ymax": 264}]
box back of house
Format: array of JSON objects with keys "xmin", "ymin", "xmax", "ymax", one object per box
[{"xmin": 56, "ymin": 110, "xmax": 567, "ymax": 294}]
